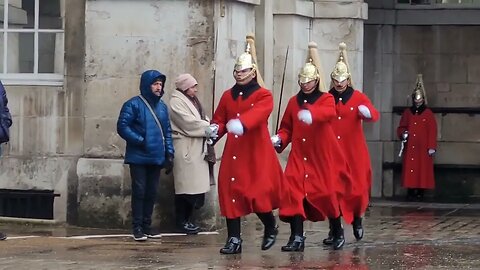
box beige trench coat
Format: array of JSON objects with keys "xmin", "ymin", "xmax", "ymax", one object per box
[{"xmin": 168, "ymin": 90, "xmax": 211, "ymax": 195}]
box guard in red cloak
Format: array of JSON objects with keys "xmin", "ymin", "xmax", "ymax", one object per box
[
  {"xmin": 397, "ymin": 74, "xmax": 437, "ymax": 201},
  {"xmin": 208, "ymin": 34, "xmax": 284, "ymax": 255},
  {"xmin": 327, "ymin": 43, "xmax": 380, "ymax": 244}
]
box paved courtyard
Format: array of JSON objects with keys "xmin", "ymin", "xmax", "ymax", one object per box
[{"xmin": 0, "ymin": 201, "xmax": 479, "ymax": 269}]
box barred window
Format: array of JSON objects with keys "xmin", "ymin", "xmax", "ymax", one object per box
[{"xmin": 0, "ymin": 0, "xmax": 64, "ymax": 86}]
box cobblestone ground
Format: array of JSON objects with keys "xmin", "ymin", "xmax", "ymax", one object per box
[{"xmin": 0, "ymin": 202, "xmax": 479, "ymax": 269}]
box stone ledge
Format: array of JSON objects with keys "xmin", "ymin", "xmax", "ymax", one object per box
[
  {"xmin": 234, "ymin": 0, "xmax": 261, "ymax": 6},
  {"xmin": 273, "ymin": 0, "xmax": 368, "ymax": 20}
]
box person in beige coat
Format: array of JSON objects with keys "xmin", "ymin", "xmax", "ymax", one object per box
[{"xmin": 169, "ymin": 73, "xmax": 216, "ymax": 234}]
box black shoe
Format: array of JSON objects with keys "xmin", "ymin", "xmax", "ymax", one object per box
[
  {"xmin": 322, "ymin": 230, "xmax": 334, "ymax": 245},
  {"xmin": 352, "ymin": 217, "xmax": 364, "ymax": 241},
  {"xmin": 0, "ymin": 232, "xmax": 6, "ymax": 241},
  {"xmin": 323, "ymin": 218, "xmax": 334, "ymax": 245},
  {"xmin": 177, "ymin": 222, "xmax": 199, "ymax": 235},
  {"xmin": 132, "ymin": 228, "xmax": 147, "ymax": 242},
  {"xmin": 220, "ymin": 237, "xmax": 242, "ymax": 254},
  {"xmin": 331, "ymin": 217, "xmax": 345, "ymax": 250},
  {"xmin": 261, "ymin": 226, "xmax": 278, "ymax": 250},
  {"xmin": 143, "ymin": 228, "xmax": 161, "ymax": 239},
  {"xmin": 332, "ymin": 234, "xmax": 345, "ymax": 250},
  {"xmin": 186, "ymin": 222, "xmax": 200, "ymax": 232},
  {"xmin": 281, "ymin": 235, "xmax": 305, "ymax": 252}
]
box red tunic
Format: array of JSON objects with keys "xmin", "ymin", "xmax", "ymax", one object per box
[
  {"xmin": 397, "ymin": 107, "xmax": 437, "ymax": 189},
  {"xmin": 212, "ymin": 87, "xmax": 283, "ymax": 219},
  {"xmin": 330, "ymin": 89, "xmax": 379, "ymax": 222},
  {"xmin": 276, "ymin": 93, "xmax": 353, "ymax": 223}
]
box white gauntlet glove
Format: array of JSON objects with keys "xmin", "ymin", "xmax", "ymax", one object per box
[
  {"xmin": 270, "ymin": 135, "xmax": 282, "ymax": 148},
  {"xmin": 226, "ymin": 119, "xmax": 244, "ymax": 136},
  {"xmin": 428, "ymin": 149, "xmax": 436, "ymax": 156},
  {"xmin": 401, "ymin": 131, "xmax": 409, "ymax": 141},
  {"xmin": 297, "ymin": 109, "xmax": 312, "ymax": 125},
  {"xmin": 205, "ymin": 124, "xmax": 219, "ymax": 139},
  {"xmin": 358, "ymin": 105, "xmax": 371, "ymax": 119}
]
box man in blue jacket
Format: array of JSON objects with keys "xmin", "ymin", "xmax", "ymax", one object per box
[
  {"xmin": 0, "ymin": 80, "xmax": 12, "ymax": 241},
  {"xmin": 117, "ymin": 70, "xmax": 174, "ymax": 241}
]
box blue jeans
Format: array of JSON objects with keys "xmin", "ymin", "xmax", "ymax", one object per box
[{"xmin": 129, "ymin": 164, "xmax": 161, "ymax": 232}]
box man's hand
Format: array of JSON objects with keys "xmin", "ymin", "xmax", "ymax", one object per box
[
  {"xmin": 205, "ymin": 124, "xmax": 219, "ymax": 139},
  {"xmin": 428, "ymin": 149, "xmax": 436, "ymax": 156},
  {"xmin": 298, "ymin": 109, "xmax": 312, "ymax": 125},
  {"xmin": 358, "ymin": 105, "xmax": 371, "ymax": 119},
  {"xmin": 164, "ymin": 153, "xmax": 174, "ymax": 175},
  {"xmin": 226, "ymin": 119, "xmax": 244, "ymax": 136},
  {"xmin": 270, "ymin": 135, "xmax": 282, "ymax": 148}
]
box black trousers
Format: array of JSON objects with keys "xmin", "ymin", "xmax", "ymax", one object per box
[
  {"xmin": 225, "ymin": 212, "xmax": 276, "ymax": 238},
  {"xmin": 175, "ymin": 193, "xmax": 205, "ymax": 225}
]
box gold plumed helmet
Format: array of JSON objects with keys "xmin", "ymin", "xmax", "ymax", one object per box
[
  {"xmin": 412, "ymin": 74, "xmax": 428, "ymax": 104},
  {"xmin": 298, "ymin": 42, "xmax": 327, "ymax": 92},
  {"xmin": 234, "ymin": 33, "xmax": 265, "ymax": 87},
  {"xmin": 331, "ymin": 42, "xmax": 354, "ymax": 88}
]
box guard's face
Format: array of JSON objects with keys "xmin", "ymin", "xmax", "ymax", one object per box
[
  {"xmin": 150, "ymin": 81, "xmax": 164, "ymax": 96},
  {"xmin": 332, "ymin": 78, "xmax": 349, "ymax": 92},
  {"xmin": 234, "ymin": 68, "xmax": 256, "ymax": 85},
  {"xmin": 299, "ymin": 80, "xmax": 318, "ymax": 94},
  {"xmin": 414, "ymin": 97, "xmax": 424, "ymax": 107}
]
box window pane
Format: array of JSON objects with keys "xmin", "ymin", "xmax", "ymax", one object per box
[
  {"xmin": 19, "ymin": 0, "xmax": 34, "ymax": 29},
  {"xmin": 5, "ymin": 1, "xmax": 28, "ymax": 26},
  {"xmin": 39, "ymin": 32, "xmax": 63, "ymax": 73},
  {"xmin": 7, "ymin": 32, "xmax": 34, "ymax": 73},
  {"xmin": 39, "ymin": 0, "xmax": 62, "ymax": 29}
]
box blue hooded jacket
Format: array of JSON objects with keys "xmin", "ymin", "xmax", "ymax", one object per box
[
  {"xmin": 0, "ymin": 80, "xmax": 12, "ymax": 144},
  {"xmin": 117, "ymin": 70, "xmax": 174, "ymax": 165}
]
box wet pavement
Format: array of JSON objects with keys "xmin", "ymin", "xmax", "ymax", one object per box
[{"xmin": 0, "ymin": 200, "xmax": 479, "ymax": 269}]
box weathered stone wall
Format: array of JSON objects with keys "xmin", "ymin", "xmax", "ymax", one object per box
[{"xmin": 77, "ymin": 0, "xmax": 261, "ymax": 229}]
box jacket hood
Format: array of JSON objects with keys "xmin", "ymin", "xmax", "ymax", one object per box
[{"xmin": 140, "ymin": 70, "xmax": 166, "ymax": 104}]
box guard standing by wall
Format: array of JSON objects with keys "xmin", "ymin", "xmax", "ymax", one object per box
[{"xmin": 397, "ymin": 74, "xmax": 437, "ymax": 201}]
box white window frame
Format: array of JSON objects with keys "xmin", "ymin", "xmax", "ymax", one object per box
[{"xmin": 1, "ymin": 0, "xmax": 64, "ymax": 86}]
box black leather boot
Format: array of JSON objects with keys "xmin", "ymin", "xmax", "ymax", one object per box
[
  {"xmin": 281, "ymin": 235, "xmax": 305, "ymax": 252},
  {"xmin": 219, "ymin": 237, "xmax": 242, "ymax": 254},
  {"xmin": 261, "ymin": 225, "xmax": 278, "ymax": 250},
  {"xmin": 331, "ymin": 217, "xmax": 345, "ymax": 250},
  {"xmin": 352, "ymin": 216, "xmax": 364, "ymax": 240},
  {"xmin": 257, "ymin": 212, "xmax": 278, "ymax": 251},
  {"xmin": 322, "ymin": 218, "xmax": 334, "ymax": 245}
]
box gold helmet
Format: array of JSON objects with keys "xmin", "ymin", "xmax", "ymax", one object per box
[
  {"xmin": 298, "ymin": 42, "xmax": 327, "ymax": 92},
  {"xmin": 331, "ymin": 42, "xmax": 353, "ymax": 88},
  {"xmin": 234, "ymin": 43, "xmax": 255, "ymax": 72},
  {"xmin": 234, "ymin": 33, "xmax": 265, "ymax": 87},
  {"xmin": 412, "ymin": 74, "xmax": 428, "ymax": 104}
]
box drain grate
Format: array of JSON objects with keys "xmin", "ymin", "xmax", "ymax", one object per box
[{"xmin": 0, "ymin": 189, "xmax": 60, "ymax": 220}]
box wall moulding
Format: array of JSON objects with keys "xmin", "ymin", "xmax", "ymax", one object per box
[{"xmin": 273, "ymin": 0, "xmax": 367, "ymax": 20}]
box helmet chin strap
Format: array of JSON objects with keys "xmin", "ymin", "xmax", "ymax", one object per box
[
  {"xmin": 234, "ymin": 69, "xmax": 256, "ymax": 83},
  {"xmin": 299, "ymin": 79, "xmax": 318, "ymax": 94}
]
